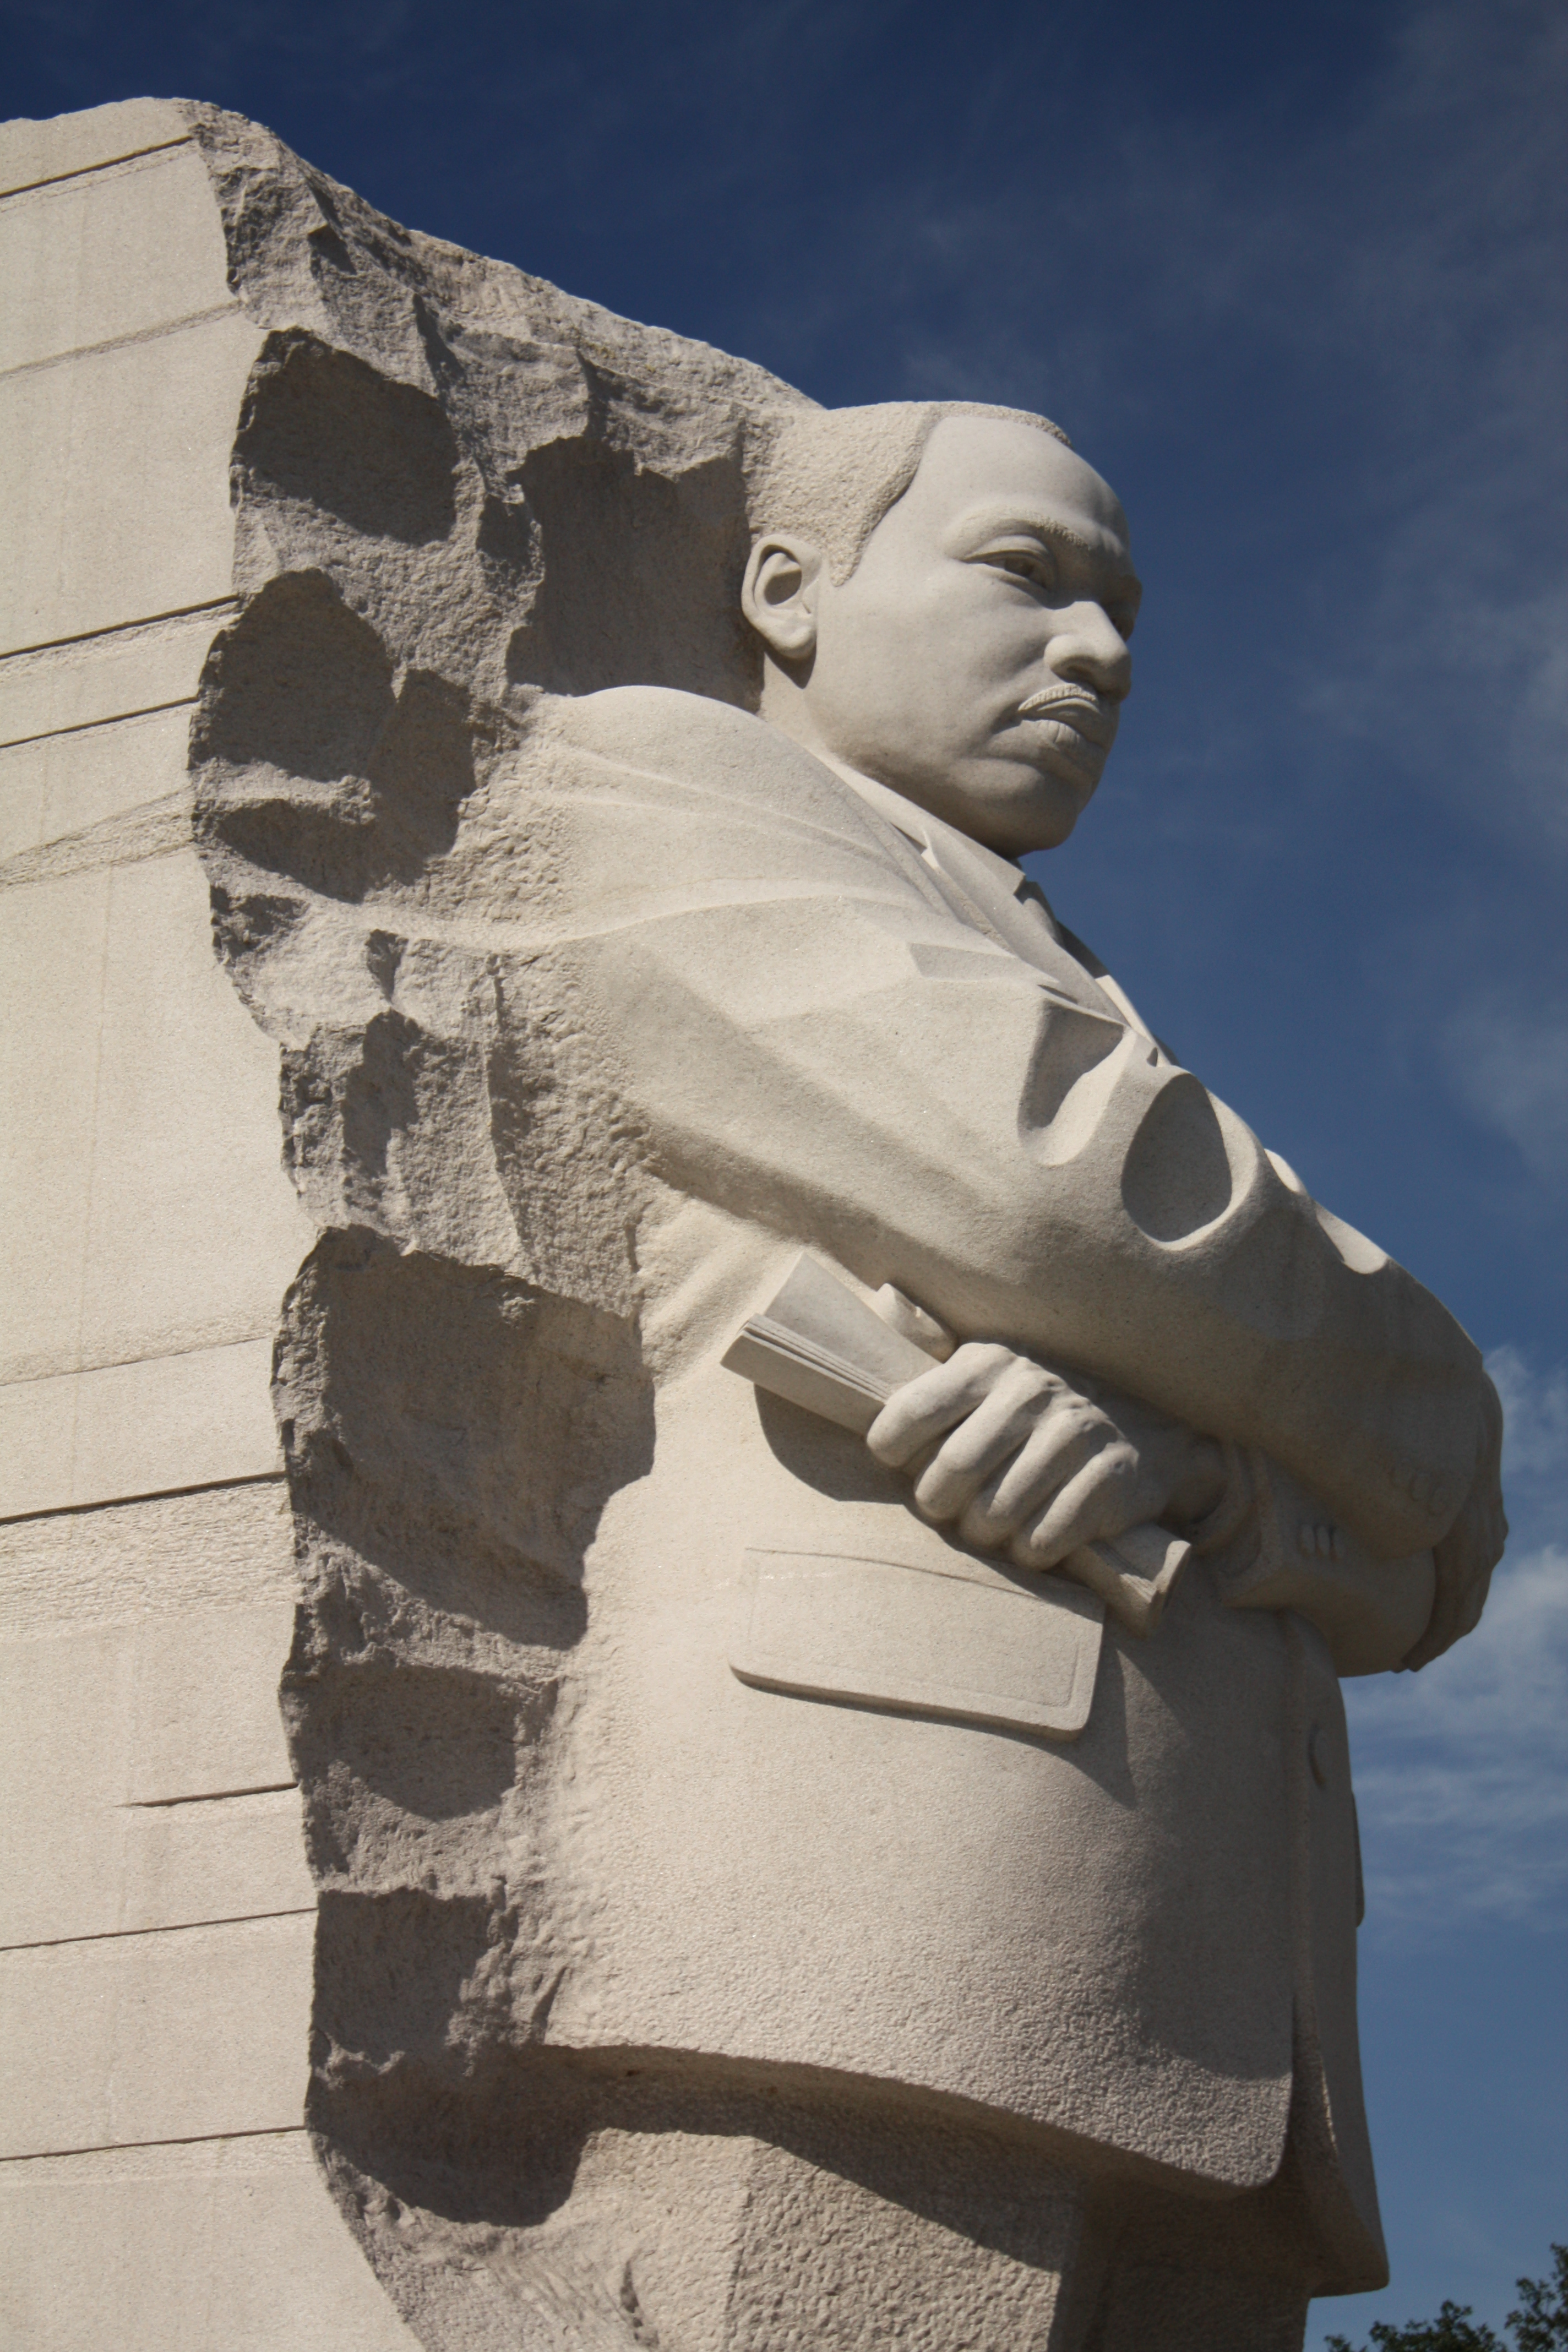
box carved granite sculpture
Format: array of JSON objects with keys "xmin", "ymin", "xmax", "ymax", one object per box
[{"xmin": 172, "ymin": 104, "xmax": 1506, "ymax": 2351}]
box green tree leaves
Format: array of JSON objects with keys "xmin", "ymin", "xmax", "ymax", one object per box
[{"xmin": 1326, "ymin": 2247, "xmax": 1568, "ymax": 2352}]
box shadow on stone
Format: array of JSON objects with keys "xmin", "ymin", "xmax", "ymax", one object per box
[
  {"xmin": 504, "ymin": 437, "xmax": 755, "ymax": 703},
  {"xmin": 193, "ymin": 571, "xmax": 481, "ymax": 897},
  {"xmin": 277, "ymin": 1229, "xmax": 653, "ymax": 1645},
  {"xmin": 236, "ymin": 330, "xmax": 459, "ymax": 545}
]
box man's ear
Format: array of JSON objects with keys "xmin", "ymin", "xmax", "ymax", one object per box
[{"xmin": 741, "ymin": 534, "xmax": 823, "ymax": 662}]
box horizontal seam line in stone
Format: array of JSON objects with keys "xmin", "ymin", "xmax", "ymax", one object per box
[
  {"xmin": 0, "ymin": 133, "xmax": 195, "ymax": 204},
  {"xmin": 0, "ymin": 2128, "xmax": 309, "ymax": 2175},
  {"xmin": 122, "ymin": 1783, "xmax": 298, "ymax": 1811},
  {"xmin": 1, "ymin": 1330, "xmax": 274, "ymax": 1389},
  {"xmin": 0, "ymin": 1470, "xmax": 286, "ymax": 1529},
  {"xmin": 0, "ymin": 790, "xmax": 194, "ymax": 889},
  {"xmin": 0, "ymin": 2127, "xmax": 311, "ymax": 2174},
  {"xmin": 0, "ymin": 1907, "xmax": 313, "ymax": 1958},
  {"xmin": 0, "ymin": 298, "xmax": 244, "ymax": 385},
  {"xmin": 0, "ymin": 596, "xmax": 237, "ymax": 666},
  {"xmin": 0, "ymin": 695, "xmax": 197, "ymax": 753}
]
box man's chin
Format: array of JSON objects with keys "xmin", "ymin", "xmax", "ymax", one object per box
[
  {"xmin": 952, "ymin": 759, "xmax": 1099, "ymax": 857},
  {"xmin": 950, "ymin": 781, "xmax": 1100, "ymax": 865}
]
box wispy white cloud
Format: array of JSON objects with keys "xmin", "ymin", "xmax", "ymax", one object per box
[
  {"xmin": 1488, "ymin": 1342, "xmax": 1568, "ymax": 1486},
  {"xmin": 1441, "ymin": 997, "xmax": 1568, "ymax": 1188},
  {"xmin": 1346, "ymin": 1343, "xmax": 1568, "ymax": 1935},
  {"xmin": 1348, "ymin": 1541, "xmax": 1568, "ymax": 1931}
]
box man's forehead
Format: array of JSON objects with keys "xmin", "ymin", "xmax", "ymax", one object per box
[{"xmin": 910, "ymin": 414, "xmax": 1130, "ymax": 552}]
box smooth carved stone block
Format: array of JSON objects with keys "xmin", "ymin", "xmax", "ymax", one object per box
[
  {"xmin": 0, "ymin": 1602, "xmax": 303, "ymax": 1947},
  {"xmin": 0, "ymin": 142, "xmax": 233, "ymax": 374},
  {"xmin": 70, "ymin": 850, "xmax": 316, "ymax": 1371},
  {"xmin": 116, "ymin": 1789, "xmax": 312, "ymax": 1937},
  {"xmin": 0, "ymin": 100, "xmax": 367, "ymax": 2352},
  {"xmin": 0, "ymin": 308, "xmax": 260, "ymax": 651},
  {"xmin": 0, "ymin": 1478, "xmax": 296, "ymax": 1645},
  {"xmin": 0, "ymin": 607, "xmax": 230, "ymax": 747},
  {"xmin": 0, "ymin": 1339, "xmax": 280, "ymax": 1517},
  {"xmin": 0, "ymin": 2134, "xmax": 421, "ymax": 2351},
  {"xmin": 1, "ymin": 846, "xmax": 313, "ymax": 1394},
  {"xmin": 0, "ymin": 869, "xmax": 102, "ymax": 1375},
  {"xmin": 0, "ymin": 1784, "xmax": 311, "ymax": 1954},
  {"xmin": 0, "ymin": 96, "xmax": 192, "ymax": 199},
  {"xmin": 123, "ymin": 1600, "xmax": 300, "ymax": 1804},
  {"xmin": 0, "ymin": 705, "xmax": 195, "ymax": 863},
  {"xmin": 0, "ymin": 1912, "xmax": 312, "ymax": 2159}
]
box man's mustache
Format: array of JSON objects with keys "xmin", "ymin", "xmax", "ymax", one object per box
[{"xmin": 1016, "ymin": 683, "xmax": 1119, "ymax": 747}]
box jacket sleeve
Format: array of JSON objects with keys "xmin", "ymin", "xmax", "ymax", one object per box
[{"xmin": 525, "ymin": 687, "xmax": 1494, "ymax": 1561}]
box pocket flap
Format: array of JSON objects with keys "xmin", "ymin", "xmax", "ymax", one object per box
[{"xmin": 731, "ymin": 1549, "xmax": 1103, "ymax": 1740}]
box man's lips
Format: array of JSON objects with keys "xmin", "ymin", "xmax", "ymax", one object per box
[{"xmin": 1015, "ymin": 685, "xmax": 1118, "ymax": 750}]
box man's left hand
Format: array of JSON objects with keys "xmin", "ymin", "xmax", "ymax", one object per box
[{"xmin": 867, "ymin": 1342, "xmax": 1225, "ymax": 1573}]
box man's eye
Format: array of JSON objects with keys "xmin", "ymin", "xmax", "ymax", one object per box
[{"xmin": 987, "ymin": 551, "xmax": 1052, "ymax": 588}]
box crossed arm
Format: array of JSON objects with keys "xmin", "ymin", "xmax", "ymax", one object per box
[{"xmin": 865, "ymin": 1337, "xmax": 1501, "ymax": 1667}]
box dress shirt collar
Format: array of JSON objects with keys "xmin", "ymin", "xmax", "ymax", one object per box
[
  {"xmin": 832, "ymin": 764, "xmax": 1038, "ymax": 906},
  {"xmin": 832, "ymin": 759, "xmax": 1159, "ymax": 1046}
]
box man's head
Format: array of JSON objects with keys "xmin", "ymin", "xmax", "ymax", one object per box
[{"xmin": 742, "ymin": 403, "xmax": 1140, "ymax": 858}]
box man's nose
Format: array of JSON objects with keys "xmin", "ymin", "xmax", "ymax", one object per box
[{"xmin": 1048, "ymin": 604, "xmax": 1132, "ymax": 700}]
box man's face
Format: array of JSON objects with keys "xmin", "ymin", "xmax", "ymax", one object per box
[{"xmin": 792, "ymin": 417, "xmax": 1140, "ymax": 856}]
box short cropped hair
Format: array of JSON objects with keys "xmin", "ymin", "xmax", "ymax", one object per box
[{"xmin": 748, "ymin": 400, "xmax": 1071, "ymax": 584}]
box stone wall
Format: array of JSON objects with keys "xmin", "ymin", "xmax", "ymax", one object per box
[{"xmin": 0, "ymin": 100, "xmax": 413, "ymax": 2351}]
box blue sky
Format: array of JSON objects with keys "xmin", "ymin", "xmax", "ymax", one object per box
[{"xmin": 5, "ymin": 0, "xmax": 1563, "ymax": 2334}]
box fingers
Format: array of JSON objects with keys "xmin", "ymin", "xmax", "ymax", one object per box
[
  {"xmin": 867, "ymin": 1340, "xmax": 1194, "ymax": 1569},
  {"xmin": 954, "ymin": 1402, "xmax": 1114, "ymax": 1548},
  {"xmin": 916, "ymin": 1376, "xmax": 1104, "ymax": 1523},
  {"xmin": 865, "ymin": 1343, "xmax": 1023, "ymax": 1471},
  {"xmin": 1006, "ymin": 1446, "xmax": 1155, "ymax": 1572},
  {"xmin": 868, "ymin": 1342, "xmax": 1183, "ymax": 1556}
]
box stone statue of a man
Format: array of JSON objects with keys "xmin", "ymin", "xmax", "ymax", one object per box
[{"xmin": 215, "ymin": 386, "xmax": 1504, "ymax": 2350}]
